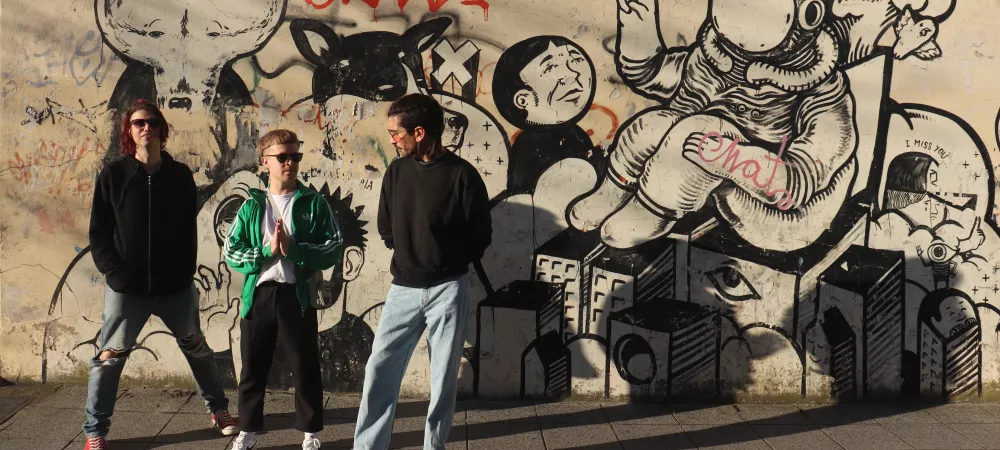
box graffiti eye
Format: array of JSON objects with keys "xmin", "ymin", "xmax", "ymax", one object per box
[
  {"xmin": 927, "ymin": 242, "xmax": 954, "ymax": 263},
  {"xmin": 149, "ymin": 31, "xmax": 164, "ymax": 38},
  {"xmin": 799, "ymin": 0, "xmax": 824, "ymax": 30},
  {"xmin": 208, "ymin": 32, "xmax": 221, "ymax": 37},
  {"xmin": 706, "ymin": 264, "xmax": 761, "ymax": 302}
]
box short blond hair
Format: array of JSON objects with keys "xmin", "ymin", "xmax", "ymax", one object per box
[{"xmin": 257, "ymin": 129, "xmax": 299, "ymax": 157}]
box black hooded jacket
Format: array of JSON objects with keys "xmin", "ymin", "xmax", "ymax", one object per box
[{"xmin": 88, "ymin": 151, "xmax": 198, "ymax": 296}]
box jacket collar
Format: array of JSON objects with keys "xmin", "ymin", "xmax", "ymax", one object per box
[
  {"xmin": 124, "ymin": 149, "xmax": 176, "ymax": 169},
  {"xmin": 248, "ymin": 180, "xmax": 317, "ymax": 205}
]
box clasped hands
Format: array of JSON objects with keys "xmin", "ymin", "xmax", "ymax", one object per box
[{"xmin": 270, "ymin": 220, "xmax": 293, "ymax": 257}]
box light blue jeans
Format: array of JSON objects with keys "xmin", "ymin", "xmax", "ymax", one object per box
[
  {"xmin": 353, "ymin": 274, "xmax": 470, "ymax": 450},
  {"xmin": 83, "ymin": 284, "xmax": 229, "ymax": 437}
]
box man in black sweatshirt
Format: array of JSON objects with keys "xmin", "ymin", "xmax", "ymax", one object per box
[
  {"xmin": 353, "ymin": 93, "xmax": 492, "ymax": 450},
  {"xmin": 82, "ymin": 99, "xmax": 237, "ymax": 450}
]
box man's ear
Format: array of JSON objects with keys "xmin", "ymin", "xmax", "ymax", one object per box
[
  {"xmin": 413, "ymin": 126, "xmax": 427, "ymax": 143},
  {"xmin": 343, "ymin": 246, "xmax": 365, "ymax": 281},
  {"xmin": 515, "ymin": 89, "xmax": 534, "ymax": 110}
]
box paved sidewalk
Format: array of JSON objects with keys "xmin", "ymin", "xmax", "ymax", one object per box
[{"xmin": 2, "ymin": 384, "xmax": 1000, "ymax": 449}]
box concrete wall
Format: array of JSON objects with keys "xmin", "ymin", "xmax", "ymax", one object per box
[{"xmin": 3, "ymin": 0, "xmax": 1000, "ymax": 402}]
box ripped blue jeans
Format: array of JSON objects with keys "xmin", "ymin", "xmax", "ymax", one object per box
[{"xmin": 83, "ymin": 283, "xmax": 229, "ymax": 438}]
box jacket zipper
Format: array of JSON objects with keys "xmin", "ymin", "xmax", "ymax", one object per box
[{"xmin": 147, "ymin": 174, "xmax": 152, "ymax": 296}]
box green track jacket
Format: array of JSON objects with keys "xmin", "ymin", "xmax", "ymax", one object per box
[{"xmin": 224, "ymin": 181, "xmax": 343, "ymax": 318}]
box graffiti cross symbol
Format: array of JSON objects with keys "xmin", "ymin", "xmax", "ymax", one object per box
[
  {"xmin": 483, "ymin": 141, "xmax": 491, "ymax": 151},
  {"xmin": 432, "ymin": 39, "xmax": 481, "ymax": 86},
  {"xmin": 483, "ymin": 122, "xmax": 492, "ymax": 131},
  {"xmin": 973, "ymin": 286, "xmax": 979, "ymax": 295},
  {"xmin": 497, "ymin": 156, "xmax": 504, "ymax": 165}
]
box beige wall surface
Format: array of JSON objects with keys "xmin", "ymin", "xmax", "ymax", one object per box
[{"xmin": 3, "ymin": 0, "xmax": 1000, "ymax": 401}]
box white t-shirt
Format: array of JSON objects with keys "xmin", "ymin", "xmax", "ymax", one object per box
[{"xmin": 257, "ymin": 191, "xmax": 298, "ymax": 286}]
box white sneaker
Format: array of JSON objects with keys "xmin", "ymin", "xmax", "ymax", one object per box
[
  {"xmin": 230, "ymin": 432, "xmax": 258, "ymax": 450},
  {"xmin": 302, "ymin": 436, "xmax": 321, "ymax": 449}
]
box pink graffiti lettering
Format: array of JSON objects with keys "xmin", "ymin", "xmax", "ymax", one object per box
[{"xmin": 696, "ymin": 131, "xmax": 795, "ymax": 211}]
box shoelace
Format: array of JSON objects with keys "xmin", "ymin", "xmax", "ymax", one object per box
[
  {"xmin": 215, "ymin": 410, "xmax": 236, "ymax": 426},
  {"xmin": 87, "ymin": 437, "xmax": 107, "ymax": 450}
]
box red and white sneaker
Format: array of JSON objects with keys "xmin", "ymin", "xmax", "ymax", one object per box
[
  {"xmin": 84, "ymin": 436, "xmax": 107, "ymax": 450},
  {"xmin": 212, "ymin": 410, "xmax": 239, "ymax": 436}
]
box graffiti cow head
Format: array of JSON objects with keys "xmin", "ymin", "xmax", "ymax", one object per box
[
  {"xmin": 96, "ymin": 0, "xmax": 285, "ymax": 114},
  {"xmin": 290, "ymin": 18, "xmax": 469, "ymax": 156}
]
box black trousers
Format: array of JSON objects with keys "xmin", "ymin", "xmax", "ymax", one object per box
[{"xmin": 238, "ymin": 281, "xmax": 323, "ymax": 432}]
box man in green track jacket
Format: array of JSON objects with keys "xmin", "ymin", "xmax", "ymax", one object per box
[{"xmin": 224, "ymin": 129, "xmax": 343, "ymax": 450}]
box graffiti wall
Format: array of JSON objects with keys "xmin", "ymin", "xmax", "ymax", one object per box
[{"xmin": 3, "ymin": 0, "xmax": 1000, "ymax": 402}]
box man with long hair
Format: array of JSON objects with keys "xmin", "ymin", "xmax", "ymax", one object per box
[
  {"xmin": 83, "ymin": 99, "xmax": 237, "ymax": 449},
  {"xmin": 353, "ymin": 93, "xmax": 492, "ymax": 450}
]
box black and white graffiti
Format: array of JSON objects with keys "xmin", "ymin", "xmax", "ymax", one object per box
[{"xmin": 24, "ymin": 0, "xmax": 1000, "ymax": 403}]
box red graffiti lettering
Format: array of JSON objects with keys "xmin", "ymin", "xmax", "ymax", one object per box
[
  {"xmin": 306, "ymin": 0, "xmax": 336, "ymax": 8},
  {"xmin": 461, "ymin": 0, "xmax": 490, "ymax": 20},
  {"xmin": 696, "ymin": 132, "xmax": 794, "ymax": 210},
  {"xmin": 4, "ymin": 139, "xmax": 105, "ymax": 199},
  {"xmin": 476, "ymin": 62, "xmax": 497, "ymax": 98},
  {"xmin": 329, "ymin": 0, "xmax": 489, "ymax": 20},
  {"xmin": 428, "ymin": 0, "xmax": 448, "ymax": 12},
  {"xmin": 588, "ymin": 104, "xmax": 620, "ymax": 140}
]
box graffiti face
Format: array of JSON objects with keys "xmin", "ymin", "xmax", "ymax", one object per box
[
  {"xmin": 711, "ymin": 0, "xmax": 825, "ymax": 53},
  {"xmin": 96, "ymin": 0, "xmax": 285, "ymax": 114},
  {"xmin": 932, "ymin": 295, "xmax": 978, "ymax": 338},
  {"xmin": 514, "ymin": 42, "xmax": 594, "ymax": 126}
]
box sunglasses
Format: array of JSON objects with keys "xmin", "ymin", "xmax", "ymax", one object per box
[
  {"xmin": 263, "ymin": 153, "xmax": 303, "ymax": 164},
  {"xmin": 389, "ymin": 129, "xmax": 408, "ymax": 143},
  {"xmin": 130, "ymin": 118, "xmax": 163, "ymax": 129}
]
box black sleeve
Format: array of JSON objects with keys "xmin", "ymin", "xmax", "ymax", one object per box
[
  {"xmin": 462, "ymin": 166, "xmax": 492, "ymax": 261},
  {"xmin": 88, "ymin": 167, "xmax": 122, "ymax": 274},
  {"xmin": 377, "ymin": 165, "xmax": 394, "ymax": 249},
  {"xmin": 184, "ymin": 167, "xmax": 198, "ymax": 277}
]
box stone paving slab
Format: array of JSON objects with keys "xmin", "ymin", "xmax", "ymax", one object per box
[
  {"xmin": 734, "ymin": 404, "xmax": 811, "ymax": 425},
  {"xmin": 949, "ymin": 423, "xmax": 1000, "ymax": 449},
  {"xmin": 882, "ymin": 423, "xmax": 983, "ymax": 449},
  {"xmin": 672, "ymin": 405, "xmax": 745, "ymax": 425},
  {"xmin": 680, "ymin": 423, "xmax": 770, "ymax": 449},
  {"xmin": 465, "ymin": 401, "xmax": 538, "ymax": 425},
  {"xmin": 601, "ymin": 403, "xmax": 678, "ymax": 425},
  {"xmin": 751, "ymin": 424, "xmax": 842, "ymax": 450},
  {"xmin": 540, "ymin": 423, "xmax": 622, "ymax": 450},
  {"xmin": 610, "ymin": 424, "xmax": 695, "ymax": 450},
  {"xmin": 0, "ymin": 438, "xmax": 76, "ymax": 450},
  {"xmin": 466, "ymin": 422, "xmax": 544, "ymax": 450},
  {"xmin": 0, "ymin": 405, "xmax": 84, "ymax": 442},
  {"xmin": 822, "ymin": 423, "xmax": 913, "ymax": 449},
  {"xmin": 7, "ymin": 384, "xmax": 1000, "ymax": 449},
  {"xmin": 116, "ymin": 388, "xmax": 195, "ymax": 413},
  {"xmin": 0, "ymin": 396, "xmax": 31, "ymax": 425}
]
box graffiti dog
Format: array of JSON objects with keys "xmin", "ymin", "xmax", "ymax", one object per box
[{"xmin": 290, "ymin": 18, "xmax": 469, "ymax": 159}]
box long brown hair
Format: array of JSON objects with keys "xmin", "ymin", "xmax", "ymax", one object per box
[{"xmin": 119, "ymin": 99, "xmax": 169, "ymax": 157}]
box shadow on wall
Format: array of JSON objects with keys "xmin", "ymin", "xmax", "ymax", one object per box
[{"xmin": 471, "ymin": 202, "xmax": 989, "ymax": 405}]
